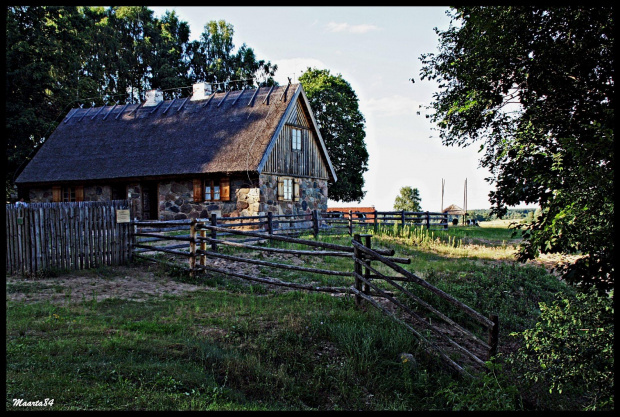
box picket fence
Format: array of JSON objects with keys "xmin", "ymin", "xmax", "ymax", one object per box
[{"xmin": 6, "ymin": 200, "xmax": 131, "ymax": 275}]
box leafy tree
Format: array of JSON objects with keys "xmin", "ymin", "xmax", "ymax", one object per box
[
  {"xmin": 6, "ymin": 6, "xmax": 88, "ymax": 198},
  {"xmin": 6, "ymin": 6, "xmax": 278, "ymax": 198},
  {"xmin": 299, "ymin": 68, "xmax": 369, "ymax": 202},
  {"xmin": 187, "ymin": 19, "xmax": 277, "ymax": 89},
  {"xmin": 419, "ymin": 7, "xmax": 614, "ymax": 289},
  {"xmin": 393, "ymin": 186, "xmax": 422, "ymax": 212}
]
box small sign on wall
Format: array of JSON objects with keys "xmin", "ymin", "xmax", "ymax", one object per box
[{"xmin": 116, "ymin": 209, "xmax": 131, "ymax": 223}]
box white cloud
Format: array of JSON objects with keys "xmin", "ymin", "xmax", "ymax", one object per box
[{"xmin": 325, "ymin": 21, "xmax": 380, "ymax": 34}]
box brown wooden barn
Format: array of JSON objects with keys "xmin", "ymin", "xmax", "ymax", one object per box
[{"xmin": 15, "ymin": 83, "xmax": 337, "ymax": 220}]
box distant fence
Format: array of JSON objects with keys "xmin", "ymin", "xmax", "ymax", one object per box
[
  {"xmin": 323, "ymin": 210, "xmax": 449, "ymax": 235},
  {"xmin": 6, "ymin": 200, "xmax": 131, "ymax": 275}
]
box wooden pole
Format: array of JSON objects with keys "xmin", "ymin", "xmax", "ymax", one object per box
[
  {"xmin": 348, "ymin": 210, "xmax": 353, "ymax": 236},
  {"xmin": 353, "ymin": 233, "xmax": 362, "ymax": 306},
  {"xmin": 267, "ymin": 211, "xmax": 273, "ymax": 235},
  {"xmin": 210, "ymin": 213, "xmax": 218, "ymax": 252},
  {"xmin": 312, "ymin": 209, "xmax": 319, "ymax": 238},
  {"xmin": 200, "ymin": 221, "xmax": 206, "ymax": 267},
  {"xmin": 373, "ymin": 210, "xmax": 378, "ymax": 233},
  {"xmin": 363, "ymin": 234, "xmax": 372, "ymax": 296},
  {"xmin": 189, "ymin": 219, "xmax": 196, "ymax": 278},
  {"xmin": 401, "ymin": 210, "xmax": 405, "ymax": 229}
]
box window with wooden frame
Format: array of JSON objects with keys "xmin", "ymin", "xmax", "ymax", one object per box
[
  {"xmin": 52, "ymin": 185, "xmax": 83, "ymax": 202},
  {"xmin": 291, "ymin": 127, "xmax": 302, "ymax": 151},
  {"xmin": 193, "ymin": 177, "xmax": 230, "ymax": 202},
  {"xmin": 277, "ymin": 177, "xmax": 300, "ymax": 202}
]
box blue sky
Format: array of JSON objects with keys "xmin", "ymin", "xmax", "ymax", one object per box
[{"xmin": 150, "ymin": 6, "xmax": 533, "ymax": 211}]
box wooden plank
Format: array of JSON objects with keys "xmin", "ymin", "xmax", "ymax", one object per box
[
  {"xmin": 349, "ymin": 286, "xmax": 469, "ymax": 377},
  {"xmin": 103, "ymin": 103, "xmax": 119, "ymax": 120},
  {"xmin": 352, "ymin": 240, "xmax": 495, "ymax": 329},
  {"xmin": 115, "ymin": 102, "xmax": 130, "ymax": 120},
  {"xmin": 197, "ymin": 249, "xmax": 351, "ymax": 277}
]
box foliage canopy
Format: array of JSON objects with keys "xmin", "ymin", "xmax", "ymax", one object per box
[
  {"xmin": 299, "ymin": 68, "xmax": 369, "ymax": 203},
  {"xmin": 5, "ymin": 6, "xmax": 277, "ymax": 198},
  {"xmin": 393, "ymin": 186, "xmax": 422, "ymax": 212},
  {"xmin": 419, "ymin": 6, "xmax": 614, "ymax": 289}
]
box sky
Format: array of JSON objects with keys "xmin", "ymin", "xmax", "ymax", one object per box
[{"xmin": 150, "ymin": 6, "xmax": 535, "ymax": 212}]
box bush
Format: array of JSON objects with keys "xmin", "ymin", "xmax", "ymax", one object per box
[{"xmin": 506, "ymin": 288, "xmax": 614, "ymax": 410}]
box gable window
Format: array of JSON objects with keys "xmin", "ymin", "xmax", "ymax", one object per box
[
  {"xmin": 194, "ymin": 177, "xmax": 230, "ymax": 202},
  {"xmin": 291, "ymin": 128, "xmax": 302, "ymax": 151}
]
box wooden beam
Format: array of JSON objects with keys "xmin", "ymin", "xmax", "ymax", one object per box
[
  {"xmin": 63, "ymin": 107, "xmax": 80, "ymax": 124},
  {"xmin": 90, "ymin": 105, "xmax": 106, "ymax": 120},
  {"xmin": 115, "ymin": 102, "xmax": 130, "ymax": 120},
  {"xmin": 102, "ymin": 102, "xmax": 119, "ymax": 120},
  {"xmin": 247, "ymin": 86, "xmax": 260, "ymax": 106},
  {"xmin": 149, "ymin": 100, "xmax": 164, "ymax": 114},
  {"xmin": 217, "ymin": 90, "xmax": 231, "ymax": 107},
  {"xmin": 231, "ymin": 87, "xmax": 245, "ymax": 106},
  {"xmin": 127, "ymin": 102, "xmax": 143, "ymax": 117},
  {"xmin": 177, "ymin": 96, "xmax": 191, "ymax": 112},
  {"xmin": 262, "ymin": 85, "xmax": 275, "ymax": 105},
  {"xmin": 77, "ymin": 106, "xmax": 93, "ymax": 122},
  {"xmin": 162, "ymin": 98, "xmax": 177, "ymax": 114},
  {"xmin": 201, "ymin": 93, "xmax": 215, "ymax": 108}
]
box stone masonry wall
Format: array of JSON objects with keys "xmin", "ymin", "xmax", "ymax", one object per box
[
  {"xmin": 158, "ymin": 178, "xmax": 262, "ymax": 221},
  {"xmin": 259, "ymin": 174, "xmax": 328, "ymax": 216}
]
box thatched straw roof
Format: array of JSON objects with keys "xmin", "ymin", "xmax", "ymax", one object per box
[
  {"xmin": 442, "ymin": 204, "xmax": 466, "ymax": 215},
  {"xmin": 16, "ymin": 83, "xmax": 336, "ymax": 185}
]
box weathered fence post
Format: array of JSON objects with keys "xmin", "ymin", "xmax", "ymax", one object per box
[
  {"xmin": 312, "ymin": 209, "xmax": 319, "ymax": 238},
  {"xmin": 348, "ymin": 210, "xmax": 353, "ymax": 236},
  {"xmin": 199, "ymin": 220, "xmax": 206, "ymax": 267},
  {"xmin": 487, "ymin": 314, "xmax": 499, "ymax": 361},
  {"xmin": 362, "ymin": 234, "xmax": 372, "ymax": 297},
  {"xmin": 401, "ymin": 210, "xmax": 406, "ymax": 229},
  {"xmin": 373, "ymin": 210, "xmax": 378, "ymax": 233},
  {"xmin": 267, "ymin": 211, "xmax": 273, "ymax": 235},
  {"xmin": 210, "ymin": 213, "xmax": 218, "ymax": 252},
  {"xmin": 189, "ymin": 218, "xmax": 196, "ymax": 278},
  {"xmin": 426, "ymin": 211, "xmax": 431, "ymax": 229},
  {"xmin": 353, "ymin": 233, "xmax": 362, "ymax": 306}
]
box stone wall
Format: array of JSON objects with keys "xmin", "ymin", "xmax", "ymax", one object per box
[
  {"xmin": 259, "ymin": 174, "xmax": 328, "ymax": 216},
  {"xmin": 24, "ymin": 174, "xmax": 329, "ymax": 222},
  {"xmin": 158, "ymin": 178, "xmax": 262, "ymax": 221},
  {"xmin": 28, "ymin": 184, "xmax": 112, "ymax": 203}
]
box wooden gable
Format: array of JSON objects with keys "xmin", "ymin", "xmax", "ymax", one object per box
[{"xmin": 259, "ymin": 89, "xmax": 334, "ymax": 181}]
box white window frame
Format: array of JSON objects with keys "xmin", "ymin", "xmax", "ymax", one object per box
[
  {"xmin": 283, "ymin": 178, "xmax": 293, "ymax": 201},
  {"xmin": 291, "ymin": 128, "xmax": 302, "ymax": 151}
]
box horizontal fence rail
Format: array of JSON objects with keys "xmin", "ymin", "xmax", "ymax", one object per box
[
  {"xmin": 131, "ymin": 214, "xmax": 497, "ymax": 375},
  {"xmin": 6, "ymin": 200, "xmax": 131, "ymax": 275}
]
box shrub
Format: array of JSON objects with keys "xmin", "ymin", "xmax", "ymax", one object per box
[{"xmin": 506, "ymin": 288, "xmax": 614, "ymax": 410}]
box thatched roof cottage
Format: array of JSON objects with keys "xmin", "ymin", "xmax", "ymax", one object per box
[{"xmin": 15, "ymin": 83, "xmax": 337, "ymax": 220}]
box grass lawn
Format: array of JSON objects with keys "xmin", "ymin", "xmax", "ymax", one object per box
[{"xmin": 6, "ymin": 223, "xmax": 575, "ymax": 411}]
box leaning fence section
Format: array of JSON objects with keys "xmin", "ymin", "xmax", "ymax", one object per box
[
  {"xmin": 6, "ymin": 200, "xmax": 131, "ymax": 275},
  {"xmin": 350, "ymin": 234, "xmax": 498, "ymax": 376}
]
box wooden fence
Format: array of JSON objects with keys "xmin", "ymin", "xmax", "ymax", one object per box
[
  {"xmin": 323, "ymin": 210, "xmax": 449, "ymax": 235},
  {"xmin": 131, "ymin": 217, "xmax": 498, "ymax": 376},
  {"xmin": 6, "ymin": 200, "xmax": 131, "ymax": 275}
]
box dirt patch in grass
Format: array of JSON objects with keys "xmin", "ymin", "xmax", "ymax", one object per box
[{"xmin": 5, "ymin": 264, "xmax": 208, "ymax": 304}]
